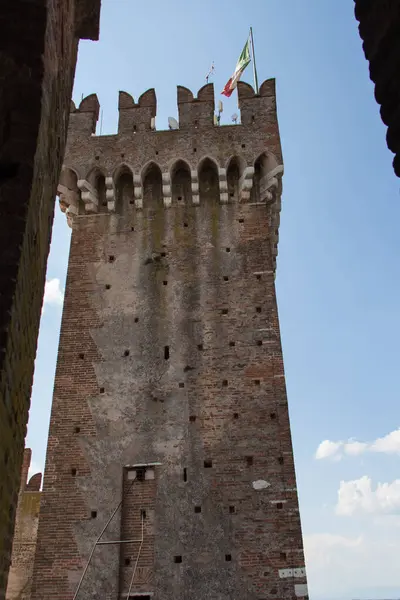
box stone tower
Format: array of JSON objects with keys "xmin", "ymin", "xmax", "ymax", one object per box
[{"xmin": 31, "ymin": 80, "xmax": 308, "ymax": 600}]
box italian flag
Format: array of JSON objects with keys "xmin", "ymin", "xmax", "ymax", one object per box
[{"xmin": 221, "ymin": 38, "xmax": 251, "ymax": 97}]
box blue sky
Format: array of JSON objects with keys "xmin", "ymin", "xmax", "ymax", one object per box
[{"xmin": 27, "ymin": 1, "xmax": 400, "ymax": 598}]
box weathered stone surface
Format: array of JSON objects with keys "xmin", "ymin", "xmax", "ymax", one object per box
[
  {"xmin": 6, "ymin": 449, "xmax": 41, "ymax": 600},
  {"xmin": 0, "ymin": 1, "xmax": 100, "ymax": 598},
  {"xmin": 31, "ymin": 82, "xmax": 307, "ymax": 600}
]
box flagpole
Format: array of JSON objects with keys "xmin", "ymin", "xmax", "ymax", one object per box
[{"xmin": 249, "ymin": 26, "xmax": 259, "ymax": 94}]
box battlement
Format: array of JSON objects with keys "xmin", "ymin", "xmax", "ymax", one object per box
[
  {"xmin": 60, "ymin": 79, "xmax": 283, "ymax": 270},
  {"xmin": 68, "ymin": 79, "xmax": 278, "ymax": 136}
]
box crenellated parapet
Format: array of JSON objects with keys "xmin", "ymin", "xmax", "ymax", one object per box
[
  {"xmin": 59, "ymin": 80, "xmax": 284, "ymax": 270},
  {"xmin": 118, "ymin": 89, "xmax": 157, "ymax": 133},
  {"xmin": 69, "ymin": 93, "xmax": 100, "ymax": 134}
]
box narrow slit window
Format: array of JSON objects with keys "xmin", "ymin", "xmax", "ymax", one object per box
[
  {"xmin": 183, "ymin": 468, "xmax": 187, "ymax": 482},
  {"xmin": 164, "ymin": 346, "xmax": 170, "ymax": 360}
]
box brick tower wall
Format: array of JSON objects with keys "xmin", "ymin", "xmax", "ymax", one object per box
[
  {"xmin": 0, "ymin": 2, "xmax": 100, "ymax": 597},
  {"xmin": 6, "ymin": 449, "xmax": 42, "ymax": 600},
  {"xmin": 31, "ymin": 81, "xmax": 308, "ymax": 600}
]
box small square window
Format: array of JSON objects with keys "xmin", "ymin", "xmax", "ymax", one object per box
[
  {"xmin": 174, "ymin": 555, "xmax": 182, "ymax": 564},
  {"xmin": 136, "ymin": 467, "xmax": 146, "ymax": 481},
  {"xmin": 204, "ymin": 460, "xmax": 212, "ymax": 468},
  {"xmin": 277, "ymin": 502, "xmax": 283, "ymax": 509},
  {"xmin": 194, "ymin": 506, "xmax": 201, "ymax": 513},
  {"xmin": 225, "ymin": 554, "xmax": 232, "ymax": 562}
]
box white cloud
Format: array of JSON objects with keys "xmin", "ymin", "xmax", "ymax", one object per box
[
  {"xmin": 371, "ymin": 428, "xmax": 400, "ymax": 454},
  {"xmin": 336, "ymin": 476, "xmax": 400, "ymax": 516},
  {"xmin": 304, "ymin": 531, "xmax": 400, "ymax": 599},
  {"xmin": 315, "ymin": 428, "xmax": 400, "ymax": 460},
  {"xmin": 315, "ymin": 440, "xmax": 342, "ymax": 460},
  {"xmin": 43, "ymin": 278, "xmax": 64, "ymax": 308}
]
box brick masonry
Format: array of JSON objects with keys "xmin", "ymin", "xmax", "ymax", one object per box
[
  {"xmin": 0, "ymin": 2, "xmax": 100, "ymax": 598},
  {"xmin": 6, "ymin": 449, "xmax": 42, "ymax": 600},
  {"xmin": 31, "ymin": 80, "xmax": 308, "ymax": 600}
]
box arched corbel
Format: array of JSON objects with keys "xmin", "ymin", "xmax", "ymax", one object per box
[
  {"xmin": 191, "ymin": 170, "xmax": 200, "ymax": 205},
  {"xmin": 78, "ymin": 179, "xmax": 99, "ymax": 213},
  {"xmin": 133, "ymin": 174, "xmax": 143, "ymax": 209},
  {"xmin": 218, "ymin": 168, "xmax": 229, "ymax": 204},
  {"xmin": 239, "ymin": 166, "xmax": 255, "ymax": 202},
  {"xmin": 162, "ymin": 172, "xmax": 172, "ymax": 207}
]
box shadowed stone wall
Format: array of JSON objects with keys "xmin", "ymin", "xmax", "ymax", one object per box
[{"xmin": 0, "ymin": 1, "xmax": 100, "ymax": 597}]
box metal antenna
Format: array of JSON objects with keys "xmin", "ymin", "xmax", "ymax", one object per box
[{"xmin": 205, "ymin": 62, "xmax": 215, "ymax": 84}]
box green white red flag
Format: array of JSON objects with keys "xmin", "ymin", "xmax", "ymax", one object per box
[{"xmin": 221, "ymin": 37, "xmax": 251, "ymax": 97}]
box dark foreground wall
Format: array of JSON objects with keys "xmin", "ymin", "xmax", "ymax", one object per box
[
  {"xmin": 0, "ymin": 1, "xmax": 100, "ymax": 597},
  {"xmin": 354, "ymin": 0, "xmax": 400, "ymax": 176}
]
